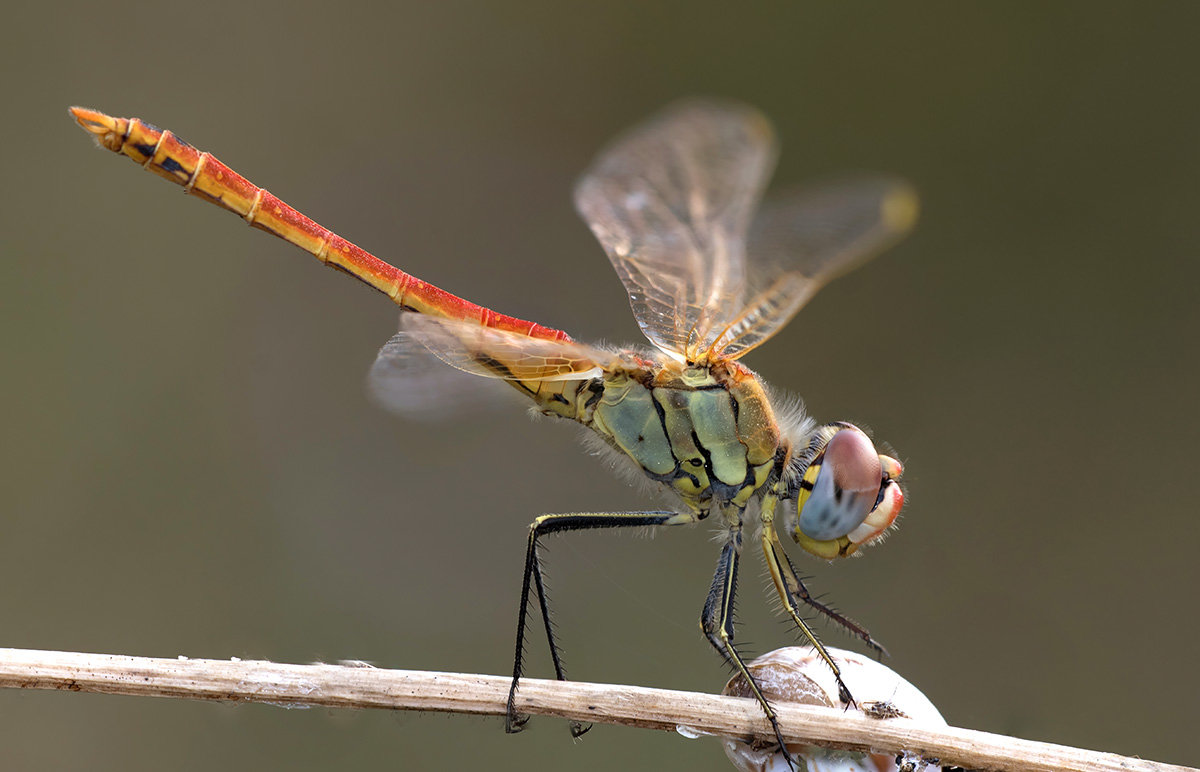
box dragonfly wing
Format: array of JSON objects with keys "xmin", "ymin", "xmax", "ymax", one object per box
[
  {"xmin": 574, "ymin": 99, "xmax": 777, "ymax": 360},
  {"xmin": 708, "ymin": 176, "xmax": 918, "ymax": 360},
  {"xmin": 368, "ymin": 329, "xmax": 521, "ymax": 421},
  {"xmin": 398, "ymin": 313, "xmax": 613, "ymax": 382}
]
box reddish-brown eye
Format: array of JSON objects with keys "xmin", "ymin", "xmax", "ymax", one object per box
[
  {"xmin": 826, "ymin": 426, "xmax": 882, "ymax": 495},
  {"xmin": 797, "ymin": 427, "xmax": 882, "ymax": 541}
]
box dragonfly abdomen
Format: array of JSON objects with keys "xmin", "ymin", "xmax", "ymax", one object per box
[{"xmin": 69, "ymin": 107, "xmax": 569, "ymax": 343}]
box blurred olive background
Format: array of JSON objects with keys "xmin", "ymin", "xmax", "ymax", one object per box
[{"xmin": 1, "ymin": 2, "xmax": 1197, "ymax": 770}]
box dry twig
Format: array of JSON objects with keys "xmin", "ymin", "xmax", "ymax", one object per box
[{"xmin": 0, "ymin": 647, "xmax": 1189, "ymax": 772}]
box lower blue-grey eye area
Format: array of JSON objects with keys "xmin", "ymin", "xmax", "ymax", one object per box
[{"xmin": 798, "ymin": 463, "xmax": 875, "ymax": 540}]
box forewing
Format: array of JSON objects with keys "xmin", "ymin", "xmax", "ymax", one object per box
[
  {"xmin": 574, "ymin": 99, "xmax": 777, "ymax": 360},
  {"xmin": 398, "ymin": 314, "xmax": 613, "ymax": 382},
  {"xmin": 708, "ymin": 176, "xmax": 918, "ymax": 359}
]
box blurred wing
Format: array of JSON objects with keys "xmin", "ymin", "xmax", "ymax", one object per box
[
  {"xmin": 368, "ymin": 330, "xmax": 520, "ymax": 422},
  {"xmin": 574, "ymin": 99, "xmax": 777, "ymax": 361},
  {"xmin": 399, "ymin": 314, "xmax": 614, "ymax": 382},
  {"xmin": 707, "ymin": 176, "xmax": 919, "ymax": 360}
]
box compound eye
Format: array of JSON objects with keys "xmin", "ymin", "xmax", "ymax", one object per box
[{"xmin": 796, "ymin": 427, "xmax": 882, "ymax": 541}]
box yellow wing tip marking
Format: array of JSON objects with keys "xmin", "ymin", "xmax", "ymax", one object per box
[
  {"xmin": 882, "ymin": 184, "xmax": 920, "ymax": 235},
  {"xmin": 68, "ymin": 106, "xmax": 125, "ymax": 152},
  {"xmin": 743, "ymin": 105, "xmax": 775, "ymax": 143}
]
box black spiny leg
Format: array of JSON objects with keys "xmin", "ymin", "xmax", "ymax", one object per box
[
  {"xmin": 701, "ymin": 527, "xmax": 799, "ymax": 772},
  {"xmin": 506, "ymin": 510, "xmax": 700, "ymax": 735}
]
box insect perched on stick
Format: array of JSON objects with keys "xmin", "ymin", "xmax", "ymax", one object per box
[{"xmin": 71, "ymin": 99, "xmax": 916, "ymax": 766}]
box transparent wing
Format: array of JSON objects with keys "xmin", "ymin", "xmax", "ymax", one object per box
[
  {"xmin": 707, "ymin": 176, "xmax": 919, "ymax": 360},
  {"xmin": 398, "ymin": 314, "xmax": 614, "ymax": 382},
  {"xmin": 574, "ymin": 99, "xmax": 777, "ymax": 361},
  {"xmin": 367, "ymin": 330, "xmax": 519, "ymax": 422}
]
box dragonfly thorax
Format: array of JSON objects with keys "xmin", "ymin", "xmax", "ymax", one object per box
[{"xmin": 581, "ymin": 359, "xmax": 780, "ymax": 511}]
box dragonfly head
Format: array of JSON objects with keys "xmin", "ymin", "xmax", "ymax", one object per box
[{"xmin": 790, "ymin": 424, "xmax": 904, "ymax": 559}]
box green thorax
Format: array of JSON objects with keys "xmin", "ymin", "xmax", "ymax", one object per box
[{"xmin": 538, "ymin": 359, "xmax": 781, "ymax": 512}]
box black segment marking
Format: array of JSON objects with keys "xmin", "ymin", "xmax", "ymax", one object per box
[
  {"xmin": 328, "ymin": 263, "xmax": 377, "ymax": 290},
  {"xmin": 160, "ymin": 156, "xmax": 185, "ymax": 176}
]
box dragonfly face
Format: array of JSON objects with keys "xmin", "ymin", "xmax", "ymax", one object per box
[{"xmin": 790, "ymin": 424, "xmax": 906, "ymax": 559}]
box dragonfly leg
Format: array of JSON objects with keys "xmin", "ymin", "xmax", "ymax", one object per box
[
  {"xmin": 701, "ymin": 526, "xmax": 799, "ymax": 771},
  {"xmin": 764, "ymin": 526, "xmax": 887, "ymax": 655},
  {"xmin": 506, "ymin": 510, "xmax": 700, "ymax": 736},
  {"xmin": 759, "ymin": 493, "xmax": 884, "ymax": 708}
]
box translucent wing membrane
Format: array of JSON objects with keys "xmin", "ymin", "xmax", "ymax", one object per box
[
  {"xmin": 398, "ymin": 314, "xmax": 613, "ymax": 382},
  {"xmin": 368, "ymin": 330, "xmax": 519, "ymax": 421},
  {"xmin": 574, "ymin": 99, "xmax": 777, "ymax": 361},
  {"xmin": 575, "ymin": 100, "xmax": 917, "ymax": 363},
  {"xmin": 708, "ymin": 176, "xmax": 918, "ymax": 359}
]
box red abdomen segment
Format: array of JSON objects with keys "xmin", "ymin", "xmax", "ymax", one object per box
[{"xmin": 69, "ymin": 107, "xmax": 571, "ymax": 343}]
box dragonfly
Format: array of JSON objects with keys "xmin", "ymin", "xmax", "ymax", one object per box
[{"xmin": 70, "ymin": 100, "xmax": 916, "ymax": 761}]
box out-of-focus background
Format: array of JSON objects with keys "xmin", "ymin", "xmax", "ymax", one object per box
[{"xmin": 1, "ymin": 3, "xmax": 1196, "ymax": 770}]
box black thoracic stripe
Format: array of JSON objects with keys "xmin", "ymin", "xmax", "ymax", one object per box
[
  {"xmin": 691, "ymin": 429, "xmax": 715, "ymax": 476},
  {"xmin": 648, "ymin": 388, "xmax": 682, "ymax": 469},
  {"xmin": 692, "ymin": 428, "xmax": 743, "ymax": 503},
  {"xmin": 643, "ymin": 463, "xmax": 700, "ymax": 489},
  {"xmin": 642, "ymin": 388, "xmax": 699, "ymax": 491}
]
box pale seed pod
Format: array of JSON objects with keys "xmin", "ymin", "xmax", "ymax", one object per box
[{"xmin": 720, "ymin": 647, "xmax": 947, "ymax": 772}]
